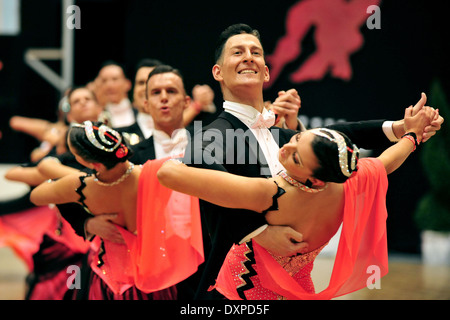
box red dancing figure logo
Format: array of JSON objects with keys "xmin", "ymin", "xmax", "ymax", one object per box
[{"xmin": 265, "ymin": 0, "xmax": 381, "ymax": 87}]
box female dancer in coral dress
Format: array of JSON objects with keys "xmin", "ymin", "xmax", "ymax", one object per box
[
  {"xmin": 157, "ymin": 106, "xmax": 437, "ymax": 299},
  {"xmin": 30, "ymin": 121, "xmax": 203, "ymax": 299}
]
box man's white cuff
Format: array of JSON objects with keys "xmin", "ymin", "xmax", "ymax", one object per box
[{"xmin": 383, "ymin": 121, "xmax": 399, "ymax": 142}]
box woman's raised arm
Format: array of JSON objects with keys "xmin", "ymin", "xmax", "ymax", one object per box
[{"xmin": 378, "ymin": 106, "xmax": 437, "ymax": 174}]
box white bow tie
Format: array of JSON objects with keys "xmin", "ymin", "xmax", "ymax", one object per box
[
  {"xmin": 251, "ymin": 110, "xmax": 276, "ymax": 129},
  {"xmin": 155, "ymin": 129, "xmax": 188, "ymax": 153}
]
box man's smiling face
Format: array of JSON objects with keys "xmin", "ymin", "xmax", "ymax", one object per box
[{"xmin": 213, "ymin": 33, "xmax": 270, "ymax": 91}]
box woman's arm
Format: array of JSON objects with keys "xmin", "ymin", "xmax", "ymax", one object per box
[
  {"xmin": 5, "ymin": 166, "xmax": 47, "ymax": 186},
  {"xmin": 37, "ymin": 157, "xmax": 80, "ymax": 179},
  {"xmin": 378, "ymin": 106, "xmax": 437, "ymax": 174},
  {"xmin": 157, "ymin": 160, "xmax": 276, "ymax": 213},
  {"xmin": 9, "ymin": 116, "xmax": 53, "ymax": 141},
  {"xmin": 30, "ymin": 173, "xmax": 82, "ymax": 206},
  {"xmin": 5, "ymin": 155, "xmax": 81, "ymax": 187},
  {"xmin": 378, "ymin": 137, "xmax": 417, "ymax": 174}
]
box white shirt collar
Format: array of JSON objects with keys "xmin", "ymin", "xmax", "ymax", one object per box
[
  {"xmin": 136, "ymin": 112, "xmax": 154, "ymax": 139},
  {"xmin": 223, "ymin": 100, "xmax": 275, "ymax": 129},
  {"xmin": 105, "ymin": 98, "xmax": 135, "ymax": 128},
  {"xmin": 223, "ymin": 100, "xmax": 262, "ymax": 127}
]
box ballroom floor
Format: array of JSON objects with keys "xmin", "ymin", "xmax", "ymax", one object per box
[
  {"xmin": 0, "ymin": 245, "xmax": 449, "ymax": 300},
  {"xmin": 313, "ymin": 253, "xmax": 450, "ymax": 300}
]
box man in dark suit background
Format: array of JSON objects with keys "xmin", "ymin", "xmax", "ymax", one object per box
[{"xmin": 117, "ymin": 59, "xmax": 218, "ymax": 149}]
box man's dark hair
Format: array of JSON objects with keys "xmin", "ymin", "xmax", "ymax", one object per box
[
  {"xmin": 134, "ymin": 58, "xmax": 164, "ymax": 75},
  {"xmin": 214, "ymin": 23, "xmax": 263, "ymax": 63},
  {"xmin": 98, "ymin": 60, "xmax": 127, "ymax": 77},
  {"xmin": 145, "ymin": 65, "xmax": 186, "ymax": 99},
  {"xmin": 67, "ymin": 86, "xmax": 98, "ymax": 105}
]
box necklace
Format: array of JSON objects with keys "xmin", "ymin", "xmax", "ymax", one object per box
[
  {"xmin": 278, "ymin": 170, "xmax": 328, "ymax": 193},
  {"xmin": 94, "ymin": 162, "xmax": 135, "ymax": 187}
]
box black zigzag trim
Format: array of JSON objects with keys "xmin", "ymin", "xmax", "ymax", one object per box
[
  {"xmin": 237, "ymin": 241, "xmax": 258, "ymax": 300},
  {"xmin": 75, "ymin": 175, "xmax": 90, "ymax": 207}
]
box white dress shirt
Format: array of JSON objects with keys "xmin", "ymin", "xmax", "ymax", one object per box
[
  {"xmin": 152, "ymin": 128, "xmax": 188, "ymax": 159},
  {"xmin": 136, "ymin": 112, "xmax": 154, "ymax": 139},
  {"xmin": 223, "ymin": 100, "xmax": 285, "ymax": 177},
  {"xmin": 105, "ymin": 98, "xmax": 135, "ymax": 128}
]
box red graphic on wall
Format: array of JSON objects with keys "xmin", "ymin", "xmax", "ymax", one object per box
[{"xmin": 265, "ymin": 0, "xmax": 381, "ymax": 88}]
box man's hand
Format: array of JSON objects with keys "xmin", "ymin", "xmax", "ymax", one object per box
[
  {"xmin": 403, "ymin": 106, "xmax": 434, "ymax": 142},
  {"xmin": 85, "ymin": 214, "xmax": 124, "ymax": 244},
  {"xmin": 423, "ymin": 108, "xmax": 443, "ymax": 142},
  {"xmin": 411, "ymin": 93, "xmax": 444, "ymax": 142},
  {"xmin": 253, "ymin": 225, "xmax": 309, "ymax": 256},
  {"xmin": 270, "ymin": 89, "xmax": 301, "ymax": 130},
  {"xmin": 393, "ymin": 92, "xmax": 444, "ymax": 142}
]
